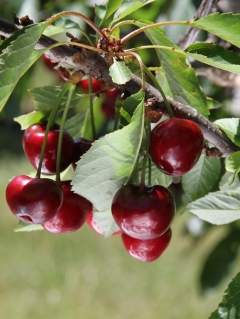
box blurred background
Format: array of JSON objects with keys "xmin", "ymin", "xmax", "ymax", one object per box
[{"xmin": 1, "ymin": 0, "xmax": 240, "ymax": 318}]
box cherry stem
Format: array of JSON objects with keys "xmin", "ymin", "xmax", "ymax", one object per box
[
  {"xmin": 47, "ymin": 11, "xmax": 106, "ymax": 39},
  {"xmin": 56, "ymin": 82, "xmax": 76, "ymax": 184},
  {"xmin": 139, "ymin": 117, "xmax": 151, "ymax": 193},
  {"xmin": 117, "ymin": 51, "xmax": 146, "ymax": 91},
  {"xmin": 143, "ymin": 65, "xmax": 174, "ymax": 118},
  {"xmin": 113, "ymin": 104, "xmax": 121, "ymax": 131},
  {"xmin": 36, "ymin": 82, "xmax": 72, "ymax": 178},
  {"xmin": 118, "ymin": 20, "xmax": 188, "ymax": 44},
  {"xmin": 88, "ymin": 76, "xmax": 97, "ymax": 140},
  {"xmin": 148, "ymin": 155, "xmax": 152, "ymax": 186}
]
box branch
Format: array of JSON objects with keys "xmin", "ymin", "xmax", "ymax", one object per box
[{"xmin": 0, "ymin": 18, "xmax": 238, "ymax": 157}]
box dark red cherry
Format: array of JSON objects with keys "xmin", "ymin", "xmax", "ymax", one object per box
[
  {"xmin": 86, "ymin": 210, "xmax": 121, "ymax": 236},
  {"xmin": 111, "ymin": 184, "xmax": 175, "ymax": 240},
  {"xmin": 42, "ymin": 180, "xmax": 92, "ymax": 234},
  {"xmin": 79, "ymin": 78, "xmax": 105, "ymax": 93},
  {"xmin": 149, "ymin": 118, "xmax": 204, "ymax": 176},
  {"xmin": 72, "ymin": 138, "xmax": 93, "ymax": 170},
  {"xmin": 6, "ymin": 175, "xmax": 63, "ymax": 224},
  {"xmin": 121, "ymin": 228, "xmax": 172, "ymax": 262},
  {"xmin": 22, "ymin": 122, "xmax": 74, "ymax": 175},
  {"xmin": 101, "ymin": 88, "xmax": 119, "ymax": 118}
]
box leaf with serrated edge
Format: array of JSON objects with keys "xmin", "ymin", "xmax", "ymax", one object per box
[
  {"xmin": 14, "ymin": 111, "xmax": 46, "ymax": 130},
  {"xmin": 109, "ymin": 58, "xmax": 132, "ymax": 85},
  {"xmin": 0, "ymin": 22, "xmax": 49, "ymax": 111},
  {"xmin": 190, "ymin": 13, "xmax": 240, "ymax": 49},
  {"xmin": 120, "ymin": 90, "xmax": 144, "ymax": 127},
  {"xmin": 184, "ymin": 189, "xmax": 240, "ymax": 225},
  {"xmin": 214, "ymin": 118, "xmax": 240, "ymax": 147},
  {"xmin": 71, "ymin": 93, "xmax": 144, "ymax": 231},
  {"xmin": 186, "ymin": 43, "xmax": 240, "ymax": 74},
  {"xmin": 64, "ymin": 109, "xmax": 89, "ymax": 139},
  {"xmin": 113, "ymin": 0, "xmax": 154, "ymax": 24},
  {"xmin": 93, "ymin": 209, "xmax": 120, "ymax": 238},
  {"xmin": 225, "ymin": 151, "xmax": 240, "ymax": 173},
  {"xmin": 14, "ymin": 221, "xmax": 44, "ymax": 232},
  {"xmin": 182, "ymin": 155, "xmax": 221, "ymax": 201},
  {"xmin": 208, "ymin": 271, "xmax": 240, "ymax": 319}
]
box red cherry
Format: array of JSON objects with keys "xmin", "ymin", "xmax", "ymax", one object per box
[
  {"xmin": 121, "ymin": 228, "xmax": 172, "ymax": 262},
  {"xmin": 43, "ymin": 53, "xmax": 58, "ymax": 70},
  {"xmin": 72, "ymin": 138, "xmax": 93, "ymax": 170},
  {"xmin": 42, "ymin": 180, "xmax": 92, "ymax": 234},
  {"xmin": 111, "ymin": 184, "xmax": 175, "ymax": 240},
  {"xmin": 149, "ymin": 118, "xmax": 204, "ymax": 176},
  {"xmin": 79, "ymin": 78, "xmax": 105, "ymax": 93},
  {"xmin": 22, "ymin": 122, "xmax": 74, "ymax": 175},
  {"xmin": 6, "ymin": 175, "xmax": 63, "ymax": 224},
  {"xmin": 86, "ymin": 210, "xmax": 121, "ymax": 236},
  {"xmin": 101, "ymin": 88, "xmax": 119, "ymax": 118}
]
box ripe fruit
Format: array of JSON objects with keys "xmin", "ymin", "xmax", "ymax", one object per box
[
  {"xmin": 101, "ymin": 88, "xmax": 119, "ymax": 118},
  {"xmin": 111, "ymin": 184, "xmax": 175, "ymax": 240},
  {"xmin": 22, "ymin": 122, "xmax": 74, "ymax": 175},
  {"xmin": 79, "ymin": 78, "xmax": 105, "ymax": 93},
  {"xmin": 6, "ymin": 175, "xmax": 63, "ymax": 224},
  {"xmin": 86, "ymin": 210, "xmax": 121, "ymax": 236},
  {"xmin": 149, "ymin": 118, "xmax": 204, "ymax": 176},
  {"xmin": 121, "ymin": 228, "xmax": 172, "ymax": 262},
  {"xmin": 42, "ymin": 180, "xmax": 92, "ymax": 234},
  {"xmin": 72, "ymin": 138, "xmax": 93, "ymax": 170}
]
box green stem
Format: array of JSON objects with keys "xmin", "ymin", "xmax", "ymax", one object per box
[
  {"xmin": 88, "ymin": 76, "xmax": 97, "ymax": 140},
  {"xmin": 113, "ymin": 105, "xmax": 121, "ymax": 131},
  {"xmin": 148, "ymin": 155, "xmax": 152, "ymax": 186},
  {"xmin": 36, "ymin": 82, "xmax": 72, "ymax": 178},
  {"xmin": 143, "ymin": 64, "xmax": 174, "ymax": 118},
  {"xmin": 139, "ymin": 117, "xmax": 152, "ymax": 192},
  {"xmin": 118, "ymin": 20, "xmax": 188, "ymax": 44},
  {"xmin": 55, "ymin": 83, "xmax": 76, "ymax": 183}
]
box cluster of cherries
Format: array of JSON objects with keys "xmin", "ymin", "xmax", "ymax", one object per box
[{"xmin": 5, "ymin": 56, "xmax": 205, "ymax": 262}]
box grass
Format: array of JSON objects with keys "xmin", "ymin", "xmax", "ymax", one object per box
[{"xmin": 0, "ymin": 155, "xmax": 238, "ymax": 319}]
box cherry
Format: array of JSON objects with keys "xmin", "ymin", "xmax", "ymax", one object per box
[
  {"xmin": 6, "ymin": 175, "xmax": 63, "ymax": 224},
  {"xmin": 101, "ymin": 88, "xmax": 119, "ymax": 118},
  {"xmin": 42, "ymin": 180, "xmax": 92, "ymax": 234},
  {"xmin": 121, "ymin": 228, "xmax": 172, "ymax": 262},
  {"xmin": 86, "ymin": 210, "xmax": 121, "ymax": 236},
  {"xmin": 149, "ymin": 118, "xmax": 204, "ymax": 176},
  {"xmin": 111, "ymin": 184, "xmax": 175, "ymax": 240},
  {"xmin": 79, "ymin": 78, "xmax": 105, "ymax": 93},
  {"xmin": 22, "ymin": 122, "xmax": 74, "ymax": 175},
  {"xmin": 72, "ymin": 138, "xmax": 93, "ymax": 170}
]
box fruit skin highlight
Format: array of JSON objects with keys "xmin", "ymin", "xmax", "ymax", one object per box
[
  {"xmin": 6, "ymin": 175, "xmax": 63, "ymax": 224},
  {"xmin": 111, "ymin": 184, "xmax": 175, "ymax": 240},
  {"xmin": 121, "ymin": 228, "xmax": 172, "ymax": 262},
  {"xmin": 22, "ymin": 122, "xmax": 74, "ymax": 175},
  {"xmin": 149, "ymin": 118, "xmax": 204, "ymax": 176},
  {"xmin": 42, "ymin": 180, "xmax": 92, "ymax": 234}
]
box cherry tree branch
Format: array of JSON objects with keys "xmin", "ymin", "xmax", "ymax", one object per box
[{"xmin": 0, "ymin": 18, "xmax": 238, "ymax": 157}]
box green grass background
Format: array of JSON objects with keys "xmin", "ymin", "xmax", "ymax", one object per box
[{"xmin": 0, "ymin": 155, "xmax": 238, "ymax": 319}]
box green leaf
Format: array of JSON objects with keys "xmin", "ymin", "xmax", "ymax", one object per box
[
  {"xmin": 214, "ymin": 118, "xmax": 240, "ymax": 147},
  {"xmin": 14, "ymin": 111, "xmax": 46, "ymax": 130},
  {"xmin": 120, "ymin": 90, "xmax": 144, "ymax": 127},
  {"xmin": 209, "ymin": 271, "xmax": 240, "ymax": 319},
  {"xmin": 71, "ymin": 94, "xmax": 145, "ymax": 236},
  {"xmin": 135, "ymin": 22, "xmax": 208, "ymax": 117},
  {"xmin": 185, "ymin": 43, "xmax": 240, "ymax": 74},
  {"xmin": 0, "ymin": 22, "xmax": 49, "ymax": 111},
  {"xmin": 64, "ymin": 109, "xmax": 89, "ymax": 139},
  {"xmin": 109, "ymin": 58, "xmax": 132, "ymax": 84},
  {"xmin": 190, "ymin": 13, "xmax": 240, "ymax": 49},
  {"xmin": 184, "ymin": 189, "xmax": 240, "ymax": 225},
  {"xmin": 182, "ymin": 155, "xmax": 221, "ymax": 201},
  {"xmin": 93, "ymin": 209, "xmax": 120, "ymax": 238},
  {"xmin": 14, "ymin": 221, "xmax": 44, "ymax": 232},
  {"xmin": 113, "ymin": 0, "xmax": 154, "ymax": 24},
  {"xmin": 95, "ymin": 0, "xmax": 122, "ymax": 27},
  {"xmin": 44, "ymin": 18, "xmax": 80, "ymax": 37},
  {"xmin": 200, "ymin": 229, "xmax": 240, "ymax": 295},
  {"xmin": 146, "ymin": 164, "xmax": 172, "ymax": 187},
  {"xmin": 225, "ymin": 152, "xmax": 240, "ymax": 183}
]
